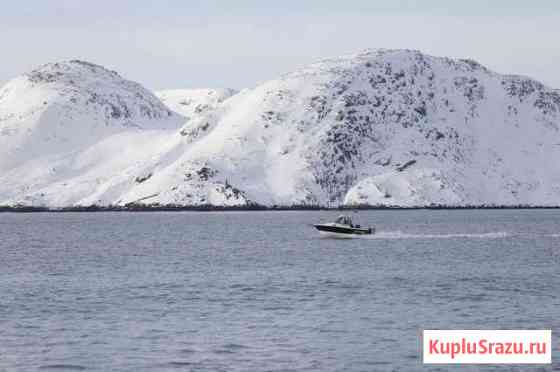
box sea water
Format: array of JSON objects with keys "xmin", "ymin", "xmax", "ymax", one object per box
[{"xmin": 1, "ymin": 210, "xmax": 559, "ymax": 371}]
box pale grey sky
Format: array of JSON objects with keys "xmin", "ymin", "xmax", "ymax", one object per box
[{"xmin": 1, "ymin": 1, "xmax": 559, "ymax": 90}]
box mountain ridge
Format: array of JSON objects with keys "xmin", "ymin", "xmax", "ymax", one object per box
[{"xmin": 1, "ymin": 50, "xmax": 559, "ymax": 207}]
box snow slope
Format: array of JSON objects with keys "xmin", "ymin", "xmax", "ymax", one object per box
[{"xmin": 1, "ymin": 50, "xmax": 560, "ymax": 207}]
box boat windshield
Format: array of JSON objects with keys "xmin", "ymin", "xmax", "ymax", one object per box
[{"xmin": 335, "ymin": 215, "xmax": 353, "ymax": 226}]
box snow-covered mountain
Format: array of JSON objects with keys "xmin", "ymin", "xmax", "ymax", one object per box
[{"xmin": 1, "ymin": 50, "xmax": 560, "ymax": 207}]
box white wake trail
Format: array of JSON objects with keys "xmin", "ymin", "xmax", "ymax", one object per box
[{"xmin": 359, "ymin": 231, "xmax": 509, "ymax": 240}]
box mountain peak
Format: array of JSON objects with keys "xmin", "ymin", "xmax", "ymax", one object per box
[
  {"xmin": 24, "ymin": 60, "xmax": 121, "ymax": 86},
  {"xmin": 8, "ymin": 59, "xmax": 177, "ymax": 125},
  {"xmin": 0, "ymin": 59, "xmax": 182, "ymax": 174}
]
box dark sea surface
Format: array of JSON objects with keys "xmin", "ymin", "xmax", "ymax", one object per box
[{"xmin": 1, "ymin": 210, "xmax": 558, "ymax": 371}]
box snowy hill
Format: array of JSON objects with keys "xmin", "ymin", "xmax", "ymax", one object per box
[
  {"xmin": 0, "ymin": 60, "xmax": 184, "ymax": 206},
  {"xmin": 1, "ymin": 50, "xmax": 560, "ymax": 207},
  {"xmin": 156, "ymin": 88, "xmax": 237, "ymax": 118}
]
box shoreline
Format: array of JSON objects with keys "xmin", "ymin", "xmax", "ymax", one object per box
[{"xmin": 2, "ymin": 204, "xmax": 560, "ymax": 213}]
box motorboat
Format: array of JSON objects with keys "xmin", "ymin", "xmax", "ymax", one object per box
[{"xmin": 313, "ymin": 215, "xmax": 374, "ymax": 237}]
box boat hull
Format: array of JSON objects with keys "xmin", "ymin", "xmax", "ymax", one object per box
[
  {"xmin": 317, "ymin": 230, "xmax": 359, "ymax": 239},
  {"xmin": 313, "ymin": 224, "xmax": 373, "ymax": 236}
]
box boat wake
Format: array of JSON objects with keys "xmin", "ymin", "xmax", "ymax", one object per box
[{"xmin": 358, "ymin": 231, "xmax": 509, "ymax": 240}]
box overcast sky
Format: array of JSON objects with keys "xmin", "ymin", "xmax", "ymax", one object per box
[{"xmin": 1, "ymin": 0, "xmax": 558, "ymax": 90}]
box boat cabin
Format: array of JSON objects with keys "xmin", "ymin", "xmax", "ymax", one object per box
[{"xmin": 335, "ymin": 215, "xmax": 353, "ymax": 226}]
